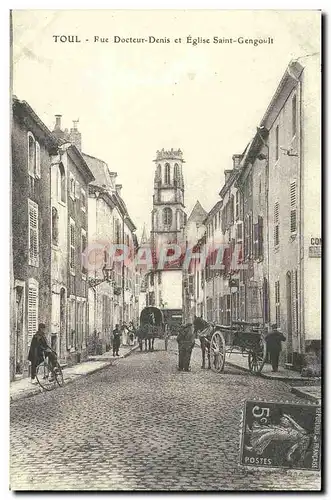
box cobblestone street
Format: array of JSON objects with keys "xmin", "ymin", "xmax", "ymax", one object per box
[{"xmin": 10, "ymin": 340, "xmax": 320, "ymax": 491}]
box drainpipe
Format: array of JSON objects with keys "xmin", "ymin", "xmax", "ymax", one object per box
[{"xmin": 256, "ymin": 127, "xmax": 270, "ymax": 326}]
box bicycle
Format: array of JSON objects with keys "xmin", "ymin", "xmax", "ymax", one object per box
[{"xmin": 36, "ymin": 351, "xmax": 64, "ymax": 391}]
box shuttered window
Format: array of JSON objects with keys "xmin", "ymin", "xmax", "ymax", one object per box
[
  {"xmin": 27, "ymin": 282, "xmax": 38, "ymax": 345},
  {"xmin": 290, "ymin": 181, "xmax": 297, "ymax": 234},
  {"xmin": 274, "ymin": 202, "xmax": 280, "ymax": 248},
  {"xmin": 28, "ymin": 199, "xmax": 39, "ymax": 266},
  {"xmin": 253, "ymin": 223, "xmax": 259, "ymax": 259},
  {"xmin": 35, "ymin": 141, "xmax": 41, "ymax": 178},
  {"xmin": 275, "ymin": 280, "xmax": 280, "ymax": 327},
  {"xmin": 258, "ymin": 216, "xmax": 263, "ymax": 259},
  {"xmin": 70, "ymin": 220, "xmax": 75, "ymax": 273},
  {"xmin": 52, "ymin": 207, "xmax": 59, "ymax": 245}
]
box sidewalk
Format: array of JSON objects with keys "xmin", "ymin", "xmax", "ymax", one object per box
[
  {"xmin": 290, "ymin": 385, "xmax": 321, "ymax": 404},
  {"xmin": 10, "ymin": 344, "xmax": 139, "ymax": 403},
  {"xmin": 225, "ymin": 352, "xmax": 321, "ymax": 383}
]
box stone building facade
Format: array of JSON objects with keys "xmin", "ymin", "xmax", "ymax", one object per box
[{"xmin": 11, "ymin": 97, "xmax": 58, "ymax": 380}]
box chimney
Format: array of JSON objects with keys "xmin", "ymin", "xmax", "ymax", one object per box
[
  {"xmin": 115, "ymin": 184, "xmax": 122, "ymax": 197},
  {"xmin": 69, "ymin": 119, "xmax": 82, "ymax": 151},
  {"xmin": 232, "ymin": 154, "xmax": 242, "ymax": 169},
  {"xmin": 55, "ymin": 115, "xmax": 62, "ymax": 130},
  {"xmin": 224, "ymin": 169, "xmax": 233, "ymax": 183}
]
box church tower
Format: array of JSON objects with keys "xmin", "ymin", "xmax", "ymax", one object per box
[
  {"xmin": 146, "ymin": 148, "xmax": 186, "ymax": 319},
  {"xmin": 151, "ymin": 148, "xmax": 186, "ymax": 250}
]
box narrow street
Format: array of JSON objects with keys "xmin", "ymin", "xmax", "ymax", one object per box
[{"xmin": 10, "ymin": 340, "xmax": 320, "ymax": 491}]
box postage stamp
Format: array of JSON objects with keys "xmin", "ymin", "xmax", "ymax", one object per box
[{"xmin": 240, "ymin": 401, "xmax": 321, "ymax": 471}]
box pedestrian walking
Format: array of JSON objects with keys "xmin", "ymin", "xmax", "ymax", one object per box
[
  {"xmin": 128, "ymin": 321, "xmax": 136, "ymax": 346},
  {"xmin": 177, "ymin": 323, "xmax": 196, "ymax": 372},
  {"xmin": 121, "ymin": 323, "xmax": 129, "ymax": 346},
  {"xmin": 112, "ymin": 324, "xmax": 121, "ymax": 357},
  {"xmin": 265, "ymin": 324, "xmax": 286, "ymax": 372}
]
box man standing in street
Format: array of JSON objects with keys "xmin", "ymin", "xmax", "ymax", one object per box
[
  {"xmin": 112, "ymin": 324, "xmax": 121, "ymax": 357},
  {"xmin": 265, "ymin": 324, "xmax": 286, "ymax": 372},
  {"xmin": 177, "ymin": 323, "xmax": 196, "ymax": 372}
]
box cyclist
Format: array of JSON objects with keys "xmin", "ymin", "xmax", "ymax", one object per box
[{"xmin": 28, "ymin": 323, "xmax": 58, "ymax": 383}]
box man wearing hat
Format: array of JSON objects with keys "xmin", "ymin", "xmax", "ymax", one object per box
[
  {"xmin": 265, "ymin": 324, "xmax": 286, "ymax": 372},
  {"xmin": 28, "ymin": 323, "xmax": 57, "ymax": 383},
  {"xmin": 177, "ymin": 323, "xmax": 196, "ymax": 372}
]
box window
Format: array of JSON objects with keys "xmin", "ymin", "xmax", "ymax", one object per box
[
  {"xmin": 52, "ymin": 207, "xmax": 59, "ymax": 245},
  {"xmin": 244, "ymin": 213, "xmax": 252, "ymax": 259},
  {"xmin": 70, "ymin": 219, "xmax": 76, "ymax": 273},
  {"xmin": 150, "ymin": 273, "xmax": 154, "ymax": 286},
  {"xmin": 28, "ymin": 133, "xmax": 36, "ymax": 177},
  {"xmin": 292, "ymin": 94, "xmax": 297, "ymax": 137},
  {"xmin": 28, "ymin": 199, "xmax": 39, "ymax": 267},
  {"xmin": 35, "ymin": 141, "xmax": 41, "ymax": 178},
  {"xmin": 230, "ymin": 195, "xmax": 234, "ymax": 224},
  {"xmin": 188, "ymin": 275, "xmax": 194, "ymax": 296},
  {"xmin": 81, "ymin": 189, "xmax": 86, "ymax": 212},
  {"xmin": 157, "ymin": 164, "xmax": 161, "ymax": 181},
  {"xmin": 174, "ymin": 163, "xmax": 179, "ymax": 181},
  {"xmin": 275, "ymin": 281, "xmax": 280, "ymax": 327},
  {"xmin": 253, "ymin": 222, "xmax": 259, "ymax": 259},
  {"xmin": 158, "ymin": 272, "xmax": 162, "ymax": 285},
  {"xmin": 225, "ymin": 295, "xmax": 231, "ymax": 325},
  {"xmin": 27, "ymin": 280, "xmax": 38, "ymax": 345},
  {"xmin": 290, "ymin": 181, "xmax": 297, "ymax": 234},
  {"xmin": 163, "ymin": 207, "xmax": 172, "ymax": 226},
  {"xmin": 258, "ymin": 216, "xmax": 263, "ymax": 259},
  {"xmin": 59, "ymin": 163, "xmax": 66, "ymax": 203},
  {"xmin": 275, "ymin": 125, "xmax": 279, "ymax": 162},
  {"xmin": 274, "ymin": 202, "xmax": 280, "ymax": 247},
  {"xmin": 236, "ymin": 222, "xmax": 243, "ymax": 243},
  {"xmin": 164, "ymin": 163, "xmax": 170, "ymax": 184},
  {"xmin": 235, "ymin": 191, "xmax": 239, "ymax": 219},
  {"xmin": 69, "ymin": 174, "xmax": 76, "ymax": 200},
  {"xmin": 81, "ymin": 229, "xmax": 87, "ymax": 274}
]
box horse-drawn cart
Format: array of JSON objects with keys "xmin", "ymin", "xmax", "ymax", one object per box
[
  {"xmin": 207, "ymin": 320, "xmax": 267, "ymax": 374},
  {"xmin": 137, "ymin": 306, "xmax": 168, "ymax": 352}
]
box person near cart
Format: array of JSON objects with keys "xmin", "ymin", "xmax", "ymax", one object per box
[
  {"xmin": 265, "ymin": 324, "xmax": 286, "ymax": 372},
  {"xmin": 177, "ymin": 323, "xmax": 196, "ymax": 372}
]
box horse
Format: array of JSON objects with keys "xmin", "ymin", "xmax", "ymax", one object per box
[
  {"xmin": 193, "ymin": 315, "xmax": 213, "ymax": 369},
  {"xmin": 137, "ymin": 324, "xmax": 155, "ymax": 352}
]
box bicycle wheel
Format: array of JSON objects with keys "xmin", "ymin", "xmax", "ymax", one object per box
[
  {"xmin": 36, "ymin": 361, "xmax": 57, "ymax": 391},
  {"xmin": 54, "ymin": 362, "xmax": 64, "ymax": 387}
]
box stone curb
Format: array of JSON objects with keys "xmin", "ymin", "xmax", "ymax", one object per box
[
  {"xmin": 290, "ymin": 386, "xmax": 321, "ymax": 404},
  {"xmin": 10, "ymin": 345, "xmax": 139, "ymax": 403}
]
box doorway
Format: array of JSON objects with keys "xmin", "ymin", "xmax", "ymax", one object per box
[
  {"xmin": 14, "ymin": 283, "xmax": 25, "ymax": 375},
  {"xmin": 60, "ymin": 288, "xmax": 66, "ymax": 359},
  {"xmin": 286, "ymin": 272, "xmax": 293, "ymax": 362}
]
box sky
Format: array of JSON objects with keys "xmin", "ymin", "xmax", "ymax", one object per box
[{"xmin": 12, "ymin": 10, "xmax": 320, "ymax": 240}]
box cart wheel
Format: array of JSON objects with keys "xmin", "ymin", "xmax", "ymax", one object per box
[
  {"xmin": 248, "ymin": 338, "xmax": 267, "ymax": 374},
  {"xmin": 210, "ymin": 330, "xmax": 226, "ymax": 373}
]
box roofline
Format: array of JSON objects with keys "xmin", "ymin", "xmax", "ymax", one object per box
[
  {"xmin": 259, "ymin": 60, "xmax": 304, "ymax": 130},
  {"xmin": 13, "ymin": 97, "xmax": 59, "ymax": 150},
  {"xmin": 67, "ymin": 145, "xmax": 95, "ymax": 183}
]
